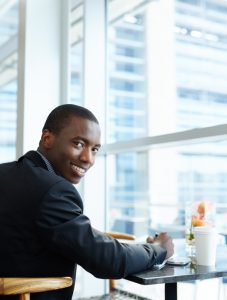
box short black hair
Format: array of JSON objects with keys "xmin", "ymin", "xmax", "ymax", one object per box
[{"xmin": 42, "ymin": 104, "xmax": 99, "ymax": 134}]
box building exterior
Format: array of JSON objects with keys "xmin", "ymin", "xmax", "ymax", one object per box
[{"xmin": 107, "ymin": 0, "xmax": 227, "ymax": 236}]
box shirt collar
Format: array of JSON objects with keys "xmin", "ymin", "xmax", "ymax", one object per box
[{"xmin": 36, "ymin": 151, "xmax": 56, "ymax": 174}]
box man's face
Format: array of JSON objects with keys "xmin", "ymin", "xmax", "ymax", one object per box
[{"xmin": 42, "ymin": 116, "xmax": 101, "ymax": 184}]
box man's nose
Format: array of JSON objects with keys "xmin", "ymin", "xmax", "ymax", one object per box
[{"xmin": 79, "ymin": 148, "xmax": 94, "ymax": 164}]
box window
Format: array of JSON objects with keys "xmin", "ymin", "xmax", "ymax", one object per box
[
  {"xmin": 0, "ymin": 1, "xmax": 18, "ymax": 162},
  {"xmin": 106, "ymin": 0, "xmax": 227, "ymax": 296},
  {"xmin": 3, "ymin": 0, "xmax": 227, "ymax": 297},
  {"xmin": 70, "ymin": 0, "xmax": 84, "ymax": 105}
]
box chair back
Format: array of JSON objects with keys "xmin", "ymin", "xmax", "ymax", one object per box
[{"xmin": 0, "ymin": 277, "xmax": 72, "ymax": 300}]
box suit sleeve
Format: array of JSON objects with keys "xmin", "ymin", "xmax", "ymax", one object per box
[{"xmin": 36, "ymin": 180, "xmax": 166, "ymax": 279}]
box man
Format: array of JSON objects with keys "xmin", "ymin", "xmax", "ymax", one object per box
[{"xmin": 0, "ymin": 104, "xmax": 174, "ymax": 300}]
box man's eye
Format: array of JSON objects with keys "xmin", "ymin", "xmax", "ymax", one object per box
[
  {"xmin": 74, "ymin": 141, "xmax": 83, "ymax": 148},
  {"xmin": 92, "ymin": 147, "xmax": 100, "ymax": 154}
]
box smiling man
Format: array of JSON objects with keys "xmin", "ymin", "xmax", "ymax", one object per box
[
  {"xmin": 37, "ymin": 106, "xmax": 101, "ymax": 184},
  {"xmin": 0, "ymin": 104, "xmax": 174, "ymax": 300}
]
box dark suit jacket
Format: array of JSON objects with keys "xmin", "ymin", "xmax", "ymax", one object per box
[{"xmin": 0, "ymin": 151, "xmax": 166, "ymax": 300}]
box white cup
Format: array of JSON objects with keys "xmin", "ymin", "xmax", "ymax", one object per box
[{"xmin": 194, "ymin": 226, "xmax": 217, "ymax": 266}]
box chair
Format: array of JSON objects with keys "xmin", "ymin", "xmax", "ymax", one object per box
[
  {"xmin": 0, "ymin": 277, "xmax": 72, "ymax": 300},
  {"xmin": 78, "ymin": 231, "xmax": 138, "ymax": 300},
  {"xmin": 105, "ymin": 231, "xmax": 135, "ymax": 292},
  {"xmin": 78, "ymin": 232, "xmax": 153, "ymax": 300}
]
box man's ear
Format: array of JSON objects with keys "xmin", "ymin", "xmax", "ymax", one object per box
[{"xmin": 41, "ymin": 129, "xmax": 55, "ymax": 149}]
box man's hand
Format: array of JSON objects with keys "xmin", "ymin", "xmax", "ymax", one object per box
[{"xmin": 146, "ymin": 232, "xmax": 174, "ymax": 259}]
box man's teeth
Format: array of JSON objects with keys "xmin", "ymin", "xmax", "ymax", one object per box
[{"xmin": 72, "ymin": 164, "xmax": 85, "ymax": 174}]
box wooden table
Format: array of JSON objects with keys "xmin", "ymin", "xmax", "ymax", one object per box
[{"xmin": 126, "ymin": 244, "xmax": 227, "ymax": 300}]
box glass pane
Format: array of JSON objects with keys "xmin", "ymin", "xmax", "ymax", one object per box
[
  {"xmin": 0, "ymin": 1, "xmax": 18, "ymax": 162},
  {"xmin": 70, "ymin": 0, "xmax": 84, "ymax": 105},
  {"xmin": 70, "ymin": 1, "xmax": 84, "ymax": 298},
  {"xmin": 107, "ymin": 0, "xmax": 227, "ymax": 142},
  {"xmin": 107, "ymin": 140, "xmax": 227, "ymax": 238}
]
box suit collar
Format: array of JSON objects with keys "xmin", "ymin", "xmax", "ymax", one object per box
[{"xmin": 18, "ymin": 151, "xmax": 48, "ymax": 170}]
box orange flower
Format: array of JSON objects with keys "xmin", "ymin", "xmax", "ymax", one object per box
[
  {"xmin": 191, "ymin": 215, "xmax": 206, "ymax": 227},
  {"xmin": 197, "ymin": 201, "xmax": 205, "ymax": 217}
]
